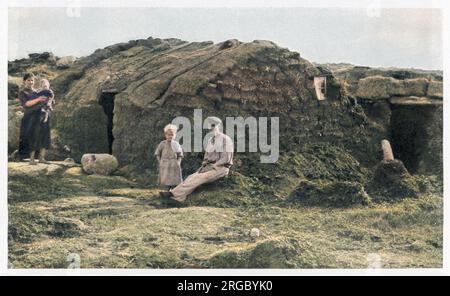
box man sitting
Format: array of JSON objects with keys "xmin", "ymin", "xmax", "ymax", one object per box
[{"xmin": 159, "ymin": 116, "xmax": 234, "ymax": 205}]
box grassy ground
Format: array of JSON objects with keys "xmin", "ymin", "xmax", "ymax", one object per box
[{"xmin": 8, "ymin": 162, "xmax": 443, "ymax": 269}]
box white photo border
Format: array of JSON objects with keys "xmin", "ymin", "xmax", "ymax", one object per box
[{"xmin": 1, "ymin": 0, "xmax": 448, "ymax": 276}]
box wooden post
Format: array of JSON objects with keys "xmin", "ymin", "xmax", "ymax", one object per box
[{"xmin": 381, "ymin": 139, "xmax": 394, "ymax": 161}]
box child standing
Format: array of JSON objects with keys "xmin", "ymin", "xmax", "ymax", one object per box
[{"xmin": 155, "ymin": 124, "xmax": 183, "ymax": 190}]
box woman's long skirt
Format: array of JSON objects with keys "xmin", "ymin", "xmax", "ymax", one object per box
[{"xmin": 18, "ymin": 108, "xmax": 51, "ymax": 158}]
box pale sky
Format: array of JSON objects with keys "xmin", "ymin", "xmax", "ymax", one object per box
[{"xmin": 8, "ymin": 7, "xmax": 443, "ymax": 70}]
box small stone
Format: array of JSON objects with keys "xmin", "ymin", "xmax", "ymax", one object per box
[
  {"xmin": 67, "ymin": 253, "xmax": 81, "ymax": 269},
  {"xmin": 250, "ymin": 228, "xmax": 260, "ymax": 238}
]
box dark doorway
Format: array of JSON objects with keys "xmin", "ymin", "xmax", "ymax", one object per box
[
  {"xmin": 389, "ymin": 104, "xmax": 435, "ymax": 174},
  {"xmin": 99, "ymin": 91, "xmax": 117, "ymax": 154}
]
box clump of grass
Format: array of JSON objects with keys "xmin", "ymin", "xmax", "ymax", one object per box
[
  {"xmin": 288, "ymin": 180, "xmax": 371, "ymax": 207},
  {"xmin": 366, "ymin": 160, "xmax": 442, "ymax": 202},
  {"xmin": 9, "ymin": 207, "xmax": 85, "ymax": 244},
  {"xmin": 295, "ymin": 144, "xmax": 368, "ymax": 183},
  {"xmin": 8, "ymin": 168, "xmax": 136, "ymax": 204},
  {"xmin": 209, "ymin": 238, "xmax": 300, "ymax": 268},
  {"xmin": 183, "ymin": 143, "xmax": 370, "ymax": 208},
  {"xmin": 8, "ymin": 173, "xmax": 78, "ymax": 203},
  {"xmin": 187, "ymin": 171, "xmax": 268, "ymax": 208}
]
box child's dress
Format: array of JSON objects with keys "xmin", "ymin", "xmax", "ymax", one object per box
[{"xmin": 155, "ymin": 140, "xmax": 183, "ymax": 186}]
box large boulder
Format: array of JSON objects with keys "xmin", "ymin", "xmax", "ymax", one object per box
[
  {"xmin": 402, "ymin": 77, "xmax": 428, "ymax": 97},
  {"xmin": 355, "ymin": 76, "xmax": 429, "ymax": 99},
  {"xmin": 28, "ymin": 52, "xmax": 56, "ymax": 63},
  {"xmin": 327, "ymin": 64, "xmax": 442, "ymax": 99},
  {"xmin": 356, "ymin": 76, "xmax": 401, "ymax": 99},
  {"xmin": 56, "ymin": 56, "xmax": 76, "ymax": 69},
  {"xmin": 81, "ymin": 154, "xmax": 119, "ymax": 175},
  {"xmin": 427, "ymin": 81, "xmax": 443, "ymax": 98}
]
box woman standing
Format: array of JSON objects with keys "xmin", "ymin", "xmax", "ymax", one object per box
[{"xmin": 17, "ymin": 73, "xmax": 52, "ymax": 165}]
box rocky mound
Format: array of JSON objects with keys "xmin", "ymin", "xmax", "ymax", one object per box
[
  {"xmin": 321, "ymin": 63, "xmax": 443, "ymax": 176},
  {"xmin": 8, "ymin": 52, "xmax": 76, "ymax": 76},
  {"xmin": 322, "ymin": 63, "xmax": 443, "ymax": 100},
  {"xmin": 366, "ymin": 159, "xmax": 440, "ymax": 202},
  {"xmin": 45, "ymin": 38, "xmax": 380, "ymax": 174},
  {"xmin": 7, "ymin": 37, "xmax": 443, "ymax": 205}
]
